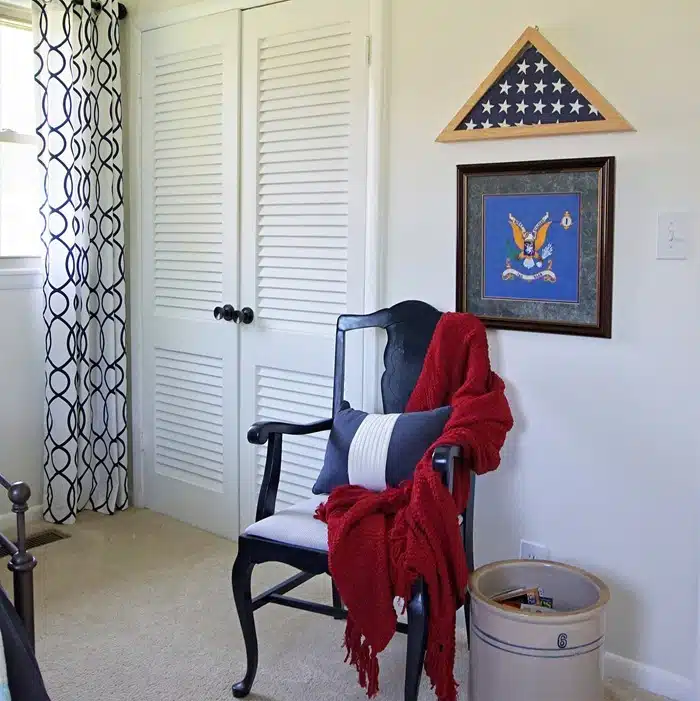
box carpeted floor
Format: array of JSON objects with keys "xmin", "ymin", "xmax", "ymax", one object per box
[{"xmin": 0, "ymin": 509, "xmax": 668, "ymax": 701}]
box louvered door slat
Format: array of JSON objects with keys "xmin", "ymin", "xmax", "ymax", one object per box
[
  {"xmin": 156, "ymin": 187, "xmax": 224, "ymax": 199},
  {"xmin": 260, "ymin": 124, "xmax": 350, "ymax": 143},
  {"xmin": 154, "ymin": 73, "xmax": 223, "ymax": 95},
  {"xmin": 259, "ymin": 268, "xmax": 346, "ymax": 285},
  {"xmin": 260, "ymin": 24, "xmax": 351, "ymax": 50},
  {"xmin": 259, "ymin": 229, "xmax": 346, "ymax": 241},
  {"xmin": 259, "ymin": 256, "xmax": 345, "ymax": 271},
  {"xmin": 155, "ymin": 109, "xmax": 222, "ymax": 128},
  {"xmin": 259, "ymin": 279, "xmax": 344, "ymax": 294},
  {"xmin": 260, "ymin": 94, "xmax": 351, "ymax": 116},
  {"xmin": 156, "ymin": 64, "xmax": 224, "ymax": 84},
  {"xmin": 155, "ymin": 89, "xmax": 222, "ymax": 109},
  {"xmin": 156, "ymin": 262, "xmax": 223, "ymax": 275},
  {"xmin": 262, "ymin": 44, "xmax": 351, "ymax": 70},
  {"xmin": 260, "ymin": 181, "xmax": 348, "ymax": 196},
  {"xmin": 259, "ymin": 161, "xmax": 348, "ymax": 178},
  {"xmin": 155, "ymin": 222, "xmax": 222, "ymax": 234},
  {"xmin": 156, "ymin": 128, "xmax": 223, "ymax": 146},
  {"xmin": 262, "ymin": 53, "xmax": 350, "ymax": 79},
  {"xmin": 154, "ymin": 166, "xmax": 222, "ymax": 179},
  {"xmin": 155, "ymin": 97, "xmax": 222, "ymax": 115}
]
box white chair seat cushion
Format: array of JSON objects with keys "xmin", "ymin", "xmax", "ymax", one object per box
[{"xmin": 243, "ymin": 494, "xmax": 328, "ymax": 552}]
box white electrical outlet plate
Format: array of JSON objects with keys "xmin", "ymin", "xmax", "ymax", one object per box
[{"xmin": 520, "ymin": 540, "xmax": 550, "ymax": 561}]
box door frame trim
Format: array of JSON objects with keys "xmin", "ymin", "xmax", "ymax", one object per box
[
  {"xmin": 126, "ymin": 18, "xmax": 145, "ymax": 507},
  {"xmin": 128, "ymin": 0, "xmax": 390, "ymax": 510},
  {"xmin": 362, "ymin": 0, "xmax": 390, "ymax": 414},
  {"xmin": 134, "ymin": 0, "xmax": 283, "ymax": 31}
]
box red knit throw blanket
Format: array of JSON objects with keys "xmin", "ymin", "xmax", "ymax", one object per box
[{"xmin": 314, "ymin": 312, "xmax": 513, "ymax": 701}]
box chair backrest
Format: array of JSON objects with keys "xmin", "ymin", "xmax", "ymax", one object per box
[
  {"xmin": 334, "ymin": 300, "xmax": 475, "ymax": 573},
  {"xmin": 332, "ymin": 300, "xmax": 442, "ymax": 415}
]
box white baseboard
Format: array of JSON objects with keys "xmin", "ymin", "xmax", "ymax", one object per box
[
  {"xmin": 605, "ymin": 652, "xmax": 694, "ymax": 701},
  {"xmin": 0, "ymin": 505, "xmax": 43, "ymax": 533}
]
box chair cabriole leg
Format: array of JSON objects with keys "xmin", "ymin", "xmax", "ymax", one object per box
[
  {"xmin": 404, "ymin": 581, "xmax": 429, "ymax": 701},
  {"xmin": 232, "ymin": 550, "xmax": 258, "ymax": 698}
]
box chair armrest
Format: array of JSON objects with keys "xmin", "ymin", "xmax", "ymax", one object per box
[
  {"xmin": 250, "ymin": 417, "xmax": 333, "ymax": 522},
  {"xmin": 431, "ymin": 444, "xmax": 461, "ymax": 493},
  {"xmin": 247, "ymin": 418, "xmax": 333, "ymax": 445}
]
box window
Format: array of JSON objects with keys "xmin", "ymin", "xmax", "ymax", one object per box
[{"xmin": 0, "ymin": 7, "xmax": 40, "ymax": 258}]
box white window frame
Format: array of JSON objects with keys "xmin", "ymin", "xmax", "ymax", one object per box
[
  {"xmin": 0, "ymin": 2, "xmax": 30, "ymax": 29},
  {"xmin": 0, "ymin": 3, "xmax": 34, "ymax": 147},
  {"xmin": 0, "ymin": 3, "xmax": 40, "ymax": 268}
]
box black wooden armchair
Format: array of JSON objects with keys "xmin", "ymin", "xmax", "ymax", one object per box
[{"xmin": 231, "ymin": 300, "xmax": 475, "ymax": 701}]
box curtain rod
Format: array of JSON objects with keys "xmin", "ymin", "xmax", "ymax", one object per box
[{"xmin": 72, "ymin": 1, "xmax": 128, "ymax": 19}]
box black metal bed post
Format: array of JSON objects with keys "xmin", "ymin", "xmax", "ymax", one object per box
[{"xmin": 7, "ymin": 482, "xmax": 37, "ymax": 650}]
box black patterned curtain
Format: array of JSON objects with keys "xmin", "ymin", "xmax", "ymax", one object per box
[{"xmin": 33, "ymin": 0, "xmax": 127, "ymax": 523}]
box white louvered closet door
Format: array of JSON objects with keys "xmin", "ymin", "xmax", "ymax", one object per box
[
  {"xmin": 239, "ymin": 0, "xmax": 370, "ymax": 528},
  {"xmin": 140, "ymin": 11, "xmax": 241, "ymax": 538}
]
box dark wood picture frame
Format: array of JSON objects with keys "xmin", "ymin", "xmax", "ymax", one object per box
[{"xmin": 456, "ymin": 157, "xmax": 615, "ymax": 338}]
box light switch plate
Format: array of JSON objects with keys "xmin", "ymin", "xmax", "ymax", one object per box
[{"xmin": 657, "ymin": 212, "xmax": 691, "ymax": 260}]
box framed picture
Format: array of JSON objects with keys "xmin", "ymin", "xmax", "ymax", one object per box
[{"xmin": 456, "ymin": 157, "xmax": 615, "ymax": 337}]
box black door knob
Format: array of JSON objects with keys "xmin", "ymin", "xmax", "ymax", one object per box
[
  {"xmin": 239, "ymin": 307, "xmax": 255, "ymax": 325},
  {"xmin": 213, "ymin": 306, "xmax": 223, "ymax": 320},
  {"xmin": 222, "ymin": 304, "xmax": 238, "ymax": 322}
]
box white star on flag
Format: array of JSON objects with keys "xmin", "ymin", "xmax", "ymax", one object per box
[
  {"xmin": 482, "ymin": 100, "xmax": 493, "ymax": 114},
  {"xmin": 516, "ymin": 80, "xmax": 528, "ymax": 93},
  {"xmin": 499, "ymin": 120, "xmax": 509, "ymax": 128},
  {"xmin": 551, "ymin": 100, "xmax": 564, "ymax": 114},
  {"xmin": 465, "ymin": 119, "xmax": 477, "ymax": 130},
  {"xmin": 534, "ymin": 58, "xmax": 547, "ymax": 72},
  {"xmin": 534, "ymin": 80, "xmax": 546, "ymax": 94},
  {"xmin": 533, "ymin": 100, "xmax": 545, "ymax": 114},
  {"xmin": 589, "ymin": 104, "xmax": 599, "ymax": 115},
  {"xmin": 552, "ymin": 78, "xmax": 565, "ymax": 93},
  {"xmin": 570, "ymin": 100, "xmax": 583, "ymax": 114},
  {"xmin": 499, "ymin": 100, "xmax": 511, "ymax": 113},
  {"xmin": 517, "ymin": 59, "xmax": 529, "ymax": 74},
  {"xmin": 481, "ymin": 119, "xmax": 493, "ymax": 129},
  {"xmin": 499, "ymin": 80, "xmax": 511, "ymax": 94},
  {"xmin": 516, "ymin": 100, "xmax": 528, "ymax": 114}
]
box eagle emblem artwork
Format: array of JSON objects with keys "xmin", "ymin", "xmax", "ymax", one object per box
[
  {"xmin": 503, "ymin": 212, "xmax": 556, "ymax": 282},
  {"xmin": 482, "ymin": 192, "xmax": 581, "ymax": 305}
]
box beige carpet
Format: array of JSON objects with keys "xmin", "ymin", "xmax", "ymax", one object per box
[{"xmin": 0, "ymin": 509, "xmax": 667, "ymax": 701}]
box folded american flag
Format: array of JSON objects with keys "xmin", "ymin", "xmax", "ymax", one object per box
[{"xmin": 457, "ymin": 42, "xmax": 602, "ymax": 131}]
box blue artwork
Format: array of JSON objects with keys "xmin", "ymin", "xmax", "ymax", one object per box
[{"xmin": 482, "ymin": 193, "xmax": 581, "ymax": 303}]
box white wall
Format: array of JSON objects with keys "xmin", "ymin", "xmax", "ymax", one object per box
[
  {"xmin": 0, "ymin": 265, "xmax": 44, "ymax": 514},
  {"xmin": 386, "ymin": 0, "xmax": 699, "ymax": 691}
]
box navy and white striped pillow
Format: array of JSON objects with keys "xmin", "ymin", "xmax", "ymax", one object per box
[{"xmin": 312, "ymin": 404, "xmax": 452, "ymax": 495}]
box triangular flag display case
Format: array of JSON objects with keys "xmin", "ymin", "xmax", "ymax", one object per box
[{"xmin": 437, "ymin": 26, "xmax": 633, "ymax": 142}]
